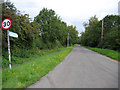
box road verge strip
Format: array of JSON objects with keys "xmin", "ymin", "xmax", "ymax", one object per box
[{"xmin": 2, "ymin": 46, "xmax": 74, "ymax": 88}]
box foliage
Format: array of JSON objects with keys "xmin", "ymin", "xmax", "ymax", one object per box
[
  {"xmin": 2, "ymin": 46, "xmax": 65, "ymax": 67},
  {"xmin": 2, "ymin": 1, "xmax": 78, "ymax": 65},
  {"xmin": 80, "ymin": 15, "xmax": 120, "ymax": 51},
  {"xmin": 34, "ymin": 8, "xmax": 78, "ymax": 45}
]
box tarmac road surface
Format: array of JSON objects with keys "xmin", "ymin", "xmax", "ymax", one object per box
[{"xmin": 28, "ymin": 45, "xmax": 118, "ymax": 88}]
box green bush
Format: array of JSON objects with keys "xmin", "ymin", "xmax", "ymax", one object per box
[
  {"xmin": 55, "ymin": 40, "xmax": 62, "ymax": 48},
  {"xmin": 11, "ymin": 48, "xmax": 37, "ymax": 58},
  {"xmin": 32, "ymin": 38, "xmax": 44, "ymax": 49}
]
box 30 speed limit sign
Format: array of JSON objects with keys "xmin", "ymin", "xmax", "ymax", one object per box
[
  {"xmin": 2, "ymin": 18, "xmax": 12, "ymax": 30},
  {"xmin": 2, "ymin": 18, "xmax": 12, "ymax": 69}
]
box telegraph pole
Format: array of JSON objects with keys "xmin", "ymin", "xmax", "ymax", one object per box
[
  {"xmin": 67, "ymin": 31, "xmax": 69, "ymax": 48},
  {"xmin": 101, "ymin": 19, "xmax": 104, "ymax": 48}
]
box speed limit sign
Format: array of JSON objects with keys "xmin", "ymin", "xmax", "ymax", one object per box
[
  {"xmin": 2, "ymin": 18, "xmax": 12, "ymax": 69},
  {"xmin": 2, "ymin": 18, "xmax": 12, "ymax": 30}
]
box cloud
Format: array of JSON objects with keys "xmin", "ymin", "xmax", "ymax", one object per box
[{"xmin": 10, "ymin": 0, "xmax": 119, "ymax": 35}]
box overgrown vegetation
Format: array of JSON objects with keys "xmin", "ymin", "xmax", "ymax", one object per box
[
  {"xmin": 1, "ymin": 2, "xmax": 78, "ymax": 66},
  {"xmin": 80, "ymin": 15, "xmax": 120, "ymax": 51},
  {"xmin": 2, "ymin": 47, "xmax": 65, "ymax": 67},
  {"xmin": 2, "ymin": 46, "xmax": 74, "ymax": 88}
]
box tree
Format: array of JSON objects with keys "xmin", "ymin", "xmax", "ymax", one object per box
[
  {"xmin": 34, "ymin": 8, "xmax": 78, "ymax": 47},
  {"xmin": 34, "ymin": 8, "xmax": 57, "ymax": 43},
  {"xmin": 80, "ymin": 15, "xmax": 120, "ymax": 50},
  {"xmin": 81, "ymin": 15, "xmax": 100, "ymax": 47},
  {"xmin": 102, "ymin": 15, "xmax": 120, "ymax": 50}
]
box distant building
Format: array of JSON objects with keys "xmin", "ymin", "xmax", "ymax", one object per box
[{"xmin": 118, "ymin": 1, "xmax": 120, "ymax": 15}]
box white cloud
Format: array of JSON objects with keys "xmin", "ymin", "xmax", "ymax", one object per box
[{"xmin": 10, "ymin": 0, "xmax": 119, "ymax": 35}]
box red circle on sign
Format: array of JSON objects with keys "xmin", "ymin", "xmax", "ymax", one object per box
[{"xmin": 2, "ymin": 18, "xmax": 12, "ymax": 30}]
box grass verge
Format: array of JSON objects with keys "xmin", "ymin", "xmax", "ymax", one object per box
[
  {"xmin": 2, "ymin": 47, "xmax": 65, "ymax": 68},
  {"xmin": 2, "ymin": 46, "xmax": 74, "ymax": 88},
  {"xmin": 85, "ymin": 46, "xmax": 119, "ymax": 61}
]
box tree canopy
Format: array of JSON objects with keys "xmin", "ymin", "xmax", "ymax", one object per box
[
  {"xmin": 80, "ymin": 15, "xmax": 120, "ymax": 51},
  {"xmin": 2, "ymin": 2, "xmax": 79, "ymax": 59}
]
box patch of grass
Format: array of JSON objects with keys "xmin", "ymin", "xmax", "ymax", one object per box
[
  {"xmin": 0, "ymin": 71, "xmax": 1, "ymax": 90},
  {"xmin": 2, "ymin": 47, "xmax": 65, "ymax": 67},
  {"xmin": 2, "ymin": 46, "xmax": 74, "ymax": 88},
  {"xmin": 85, "ymin": 46, "xmax": 119, "ymax": 61},
  {"xmin": 0, "ymin": 57, "xmax": 2, "ymax": 90}
]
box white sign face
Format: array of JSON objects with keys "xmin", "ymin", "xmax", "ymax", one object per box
[
  {"xmin": 8, "ymin": 31, "xmax": 18, "ymax": 38},
  {"xmin": 2, "ymin": 18, "xmax": 12, "ymax": 30}
]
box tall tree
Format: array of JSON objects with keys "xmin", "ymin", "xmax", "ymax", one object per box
[
  {"xmin": 81, "ymin": 15, "xmax": 100, "ymax": 47},
  {"xmin": 80, "ymin": 15, "xmax": 120, "ymax": 50}
]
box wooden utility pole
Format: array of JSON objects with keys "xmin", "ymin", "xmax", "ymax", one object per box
[
  {"xmin": 101, "ymin": 19, "xmax": 104, "ymax": 48},
  {"xmin": 67, "ymin": 31, "xmax": 69, "ymax": 48}
]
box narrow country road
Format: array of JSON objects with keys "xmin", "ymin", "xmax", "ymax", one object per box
[{"xmin": 27, "ymin": 45, "xmax": 118, "ymax": 88}]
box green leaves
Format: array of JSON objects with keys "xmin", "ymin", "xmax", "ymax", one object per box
[
  {"xmin": 80, "ymin": 15, "xmax": 120, "ymax": 50},
  {"xmin": 2, "ymin": 2, "xmax": 79, "ymax": 61},
  {"xmin": 81, "ymin": 15, "xmax": 100, "ymax": 47},
  {"xmin": 34, "ymin": 8, "xmax": 78, "ymax": 45}
]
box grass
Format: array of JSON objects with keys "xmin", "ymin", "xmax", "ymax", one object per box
[
  {"xmin": 0, "ymin": 71, "xmax": 1, "ymax": 90},
  {"xmin": 2, "ymin": 47, "xmax": 65, "ymax": 67},
  {"xmin": 2, "ymin": 46, "xmax": 74, "ymax": 88},
  {"xmin": 0, "ymin": 57, "xmax": 2, "ymax": 90},
  {"xmin": 85, "ymin": 46, "xmax": 119, "ymax": 61}
]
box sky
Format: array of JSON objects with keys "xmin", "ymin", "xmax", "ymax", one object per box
[{"xmin": 9, "ymin": 0, "xmax": 119, "ymax": 36}]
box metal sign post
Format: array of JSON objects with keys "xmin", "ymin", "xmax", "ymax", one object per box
[
  {"xmin": 7, "ymin": 30, "xmax": 11, "ymax": 69},
  {"xmin": 2, "ymin": 18, "xmax": 18, "ymax": 69}
]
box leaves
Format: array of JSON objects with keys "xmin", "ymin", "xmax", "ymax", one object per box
[
  {"xmin": 2, "ymin": 1, "xmax": 79, "ymax": 60},
  {"xmin": 80, "ymin": 15, "xmax": 120, "ymax": 50},
  {"xmin": 34, "ymin": 8, "xmax": 78, "ymax": 45}
]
